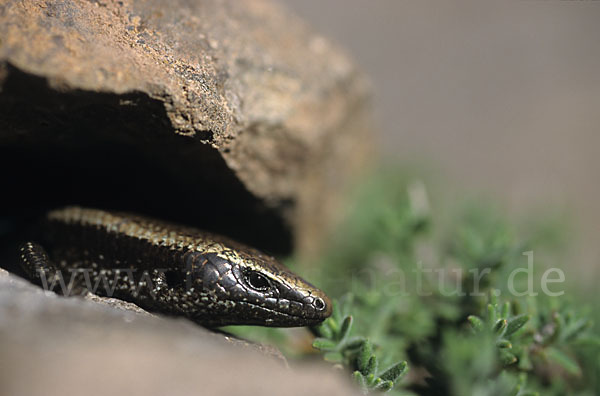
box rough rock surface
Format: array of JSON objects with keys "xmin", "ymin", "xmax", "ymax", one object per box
[
  {"xmin": 0, "ymin": 0, "xmax": 372, "ymax": 256},
  {"xmin": 0, "ymin": 269, "xmax": 359, "ymax": 396}
]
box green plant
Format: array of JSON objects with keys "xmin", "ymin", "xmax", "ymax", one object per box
[
  {"xmin": 311, "ymin": 298, "xmax": 408, "ymax": 393},
  {"xmin": 467, "ymin": 295, "xmax": 532, "ymax": 367},
  {"xmin": 228, "ymin": 167, "xmax": 600, "ymax": 395}
]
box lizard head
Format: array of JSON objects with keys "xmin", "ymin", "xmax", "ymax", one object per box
[{"xmin": 182, "ymin": 242, "xmax": 332, "ymax": 327}]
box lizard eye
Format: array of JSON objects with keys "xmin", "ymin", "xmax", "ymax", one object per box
[{"xmin": 245, "ymin": 270, "xmax": 272, "ymax": 291}]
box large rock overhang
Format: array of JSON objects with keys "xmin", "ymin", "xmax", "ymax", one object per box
[{"xmin": 0, "ymin": 0, "xmax": 372, "ymax": 259}]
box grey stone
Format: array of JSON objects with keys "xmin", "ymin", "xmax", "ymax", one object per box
[{"xmin": 0, "ymin": 270, "xmax": 358, "ymax": 396}]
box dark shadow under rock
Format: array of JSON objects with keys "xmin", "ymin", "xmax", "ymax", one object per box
[{"xmin": 0, "ymin": 65, "xmax": 292, "ymax": 267}]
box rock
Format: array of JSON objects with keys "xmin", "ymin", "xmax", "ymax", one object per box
[
  {"xmin": 82, "ymin": 291, "xmax": 156, "ymax": 316},
  {"xmin": 0, "ymin": 0, "xmax": 372, "ymax": 256},
  {"xmin": 0, "ymin": 270, "xmax": 359, "ymax": 396}
]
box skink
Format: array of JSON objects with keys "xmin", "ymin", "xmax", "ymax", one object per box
[{"xmin": 19, "ymin": 207, "xmax": 332, "ymax": 327}]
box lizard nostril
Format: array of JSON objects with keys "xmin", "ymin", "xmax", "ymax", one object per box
[{"xmin": 314, "ymin": 297, "xmax": 326, "ymax": 311}]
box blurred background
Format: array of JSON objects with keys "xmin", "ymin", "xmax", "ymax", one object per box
[{"xmin": 281, "ymin": 0, "xmax": 600, "ymax": 284}]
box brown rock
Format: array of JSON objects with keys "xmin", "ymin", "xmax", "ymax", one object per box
[{"xmin": 0, "ymin": 0, "xmax": 372, "ymax": 256}]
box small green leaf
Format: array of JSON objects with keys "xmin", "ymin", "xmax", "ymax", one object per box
[
  {"xmin": 357, "ymin": 340, "xmax": 373, "ymax": 374},
  {"xmin": 327, "ymin": 318, "xmax": 340, "ymax": 335},
  {"xmin": 546, "ymin": 347, "xmax": 581, "ymax": 376},
  {"xmin": 366, "ymin": 355, "xmax": 378, "ymax": 376},
  {"xmin": 312, "ymin": 338, "xmax": 338, "ymax": 351},
  {"xmin": 489, "ymin": 290, "xmax": 499, "ymax": 305},
  {"xmin": 365, "ymin": 373, "xmax": 376, "ymax": 387},
  {"xmin": 493, "ymin": 319, "xmax": 507, "ymax": 335},
  {"xmin": 316, "ymin": 322, "xmax": 333, "ymax": 339},
  {"xmin": 562, "ymin": 318, "xmax": 591, "ymax": 342},
  {"xmin": 468, "ymin": 315, "xmax": 484, "ymax": 333},
  {"xmin": 499, "ymin": 349, "xmax": 517, "ymax": 365},
  {"xmin": 501, "ymin": 301, "xmax": 510, "ymax": 318},
  {"xmin": 487, "ymin": 304, "xmax": 497, "ymax": 326},
  {"xmin": 343, "ymin": 336, "xmax": 367, "ymax": 350},
  {"xmin": 508, "ymin": 372, "xmax": 526, "ymax": 396},
  {"xmin": 353, "ymin": 371, "xmax": 366, "ymax": 391},
  {"xmin": 379, "ymin": 361, "xmax": 408, "ymax": 382},
  {"xmin": 505, "ymin": 315, "xmax": 530, "ymax": 337},
  {"xmin": 496, "ymin": 339, "xmax": 512, "ymax": 349},
  {"xmin": 338, "ymin": 316, "xmax": 353, "ymax": 342},
  {"xmin": 374, "ymin": 380, "xmax": 394, "ymax": 392}
]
